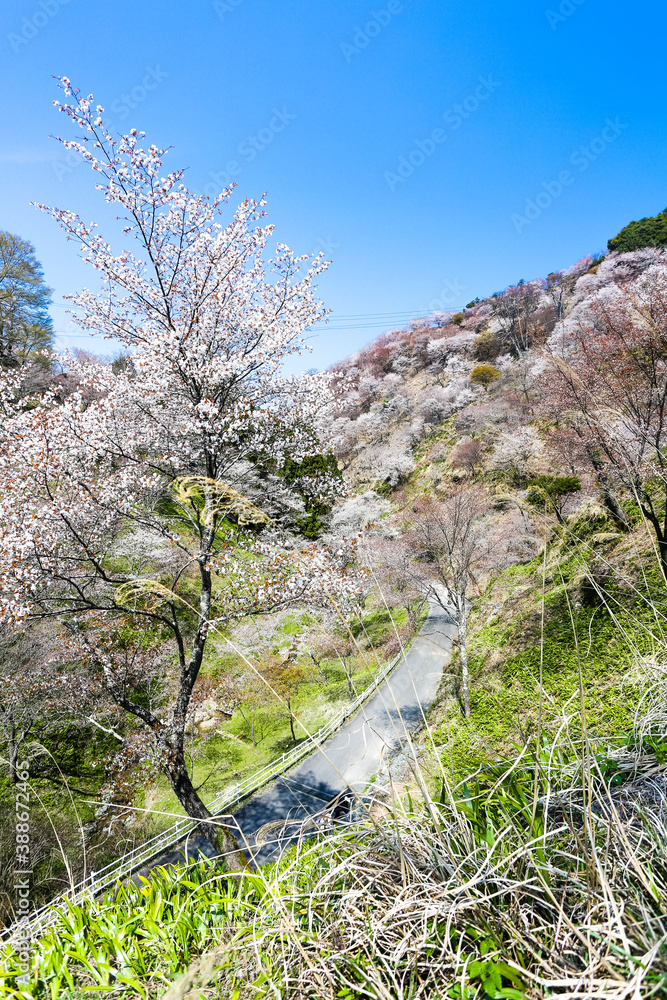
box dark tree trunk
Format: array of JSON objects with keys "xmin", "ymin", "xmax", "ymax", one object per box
[
  {"xmin": 162, "ymin": 745, "xmax": 248, "ymax": 872},
  {"xmin": 163, "ymin": 752, "xmax": 210, "ymax": 820},
  {"xmin": 587, "ymin": 452, "xmax": 629, "ymax": 531},
  {"xmin": 287, "ymin": 696, "xmax": 297, "ymax": 745},
  {"xmin": 598, "ymin": 480, "xmax": 630, "ymax": 532}
]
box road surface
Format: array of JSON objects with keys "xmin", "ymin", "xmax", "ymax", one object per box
[
  {"xmin": 134, "ymin": 599, "xmax": 456, "ymax": 878},
  {"xmin": 228, "ymin": 600, "xmax": 456, "ymax": 863}
]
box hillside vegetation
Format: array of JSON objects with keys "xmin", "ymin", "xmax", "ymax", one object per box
[{"xmin": 5, "ymin": 238, "xmax": 667, "ymax": 997}]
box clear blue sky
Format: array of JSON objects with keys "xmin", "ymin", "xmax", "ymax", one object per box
[{"xmin": 1, "ymin": 0, "xmax": 665, "ymax": 370}]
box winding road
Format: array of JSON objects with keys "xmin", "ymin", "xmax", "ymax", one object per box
[
  {"xmin": 133, "ymin": 599, "xmax": 456, "ymax": 879},
  {"xmin": 228, "ymin": 600, "xmax": 456, "ymax": 864}
]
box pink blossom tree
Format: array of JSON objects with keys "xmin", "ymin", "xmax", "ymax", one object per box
[
  {"xmin": 407, "ymin": 488, "xmax": 490, "ymax": 717},
  {"xmin": 0, "ymin": 80, "xmax": 357, "ymax": 860}
]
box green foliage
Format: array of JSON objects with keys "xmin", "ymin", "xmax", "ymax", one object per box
[
  {"xmin": 277, "ymin": 613, "xmax": 313, "ymax": 637},
  {"xmin": 0, "ymin": 862, "xmax": 260, "ymax": 997},
  {"xmin": 469, "ymin": 364, "xmax": 501, "ymax": 390},
  {"xmin": 280, "ymin": 453, "xmax": 342, "ymax": 538},
  {"xmin": 474, "ymin": 329, "xmax": 502, "ymax": 362},
  {"xmin": 451, "ymin": 312, "xmax": 464, "ymax": 326},
  {"xmin": 526, "ymin": 474, "xmax": 581, "ymax": 521},
  {"xmin": 435, "ymin": 527, "xmax": 667, "ymax": 779},
  {"xmin": 348, "ymin": 606, "xmax": 405, "ymax": 646},
  {"xmin": 607, "ymin": 207, "xmax": 667, "ymax": 252},
  {"xmin": 0, "ymin": 231, "xmax": 53, "ymax": 367}
]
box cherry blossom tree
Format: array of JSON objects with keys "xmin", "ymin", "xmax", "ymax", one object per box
[
  {"xmin": 490, "ymin": 425, "xmax": 544, "ymax": 485},
  {"xmin": 542, "ymin": 258, "xmax": 667, "ymax": 578},
  {"xmin": 491, "ymin": 280, "xmax": 542, "ymax": 354},
  {"xmin": 407, "ymin": 488, "xmax": 490, "ymax": 717},
  {"xmin": 0, "ymin": 624, "xmax": 107, "ymax": 786},
  {"xmin": 366, "ymin": 537, "xmax": 426, "ymax": 633},
  {"xmin": 450, "ymin": 437, "xmax": 484, "ymax": 480},
  {"xmin": 0, "ymin": 80, "xmax": 357, "ymax": 860}
]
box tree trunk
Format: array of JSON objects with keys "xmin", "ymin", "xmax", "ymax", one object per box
[
  {"xmin": 288, "ymin": 696, "xmax": 297, "ymax": 745},
  {"xmin": 658, "ymin": 537, "xmax": 667, "ymax": 588},
  {"xmin": 587, "ymin": 454, "xmax": 629, "ymax": 531},
  {"xmin": 163, "ymin": 745, "xmax": 248, "ymax": 872},
  {"xmin": 345, "ymin": 662, "xmax": 353, "ymax": 699}
]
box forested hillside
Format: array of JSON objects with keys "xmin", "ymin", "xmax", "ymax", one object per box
[
  {"xmin": 2, "ymin": 82, "xmax": 667, "ymax": 997},
  {"xmin": 320, "ymin": 246, "xmax": 667, "ymax": 774}
]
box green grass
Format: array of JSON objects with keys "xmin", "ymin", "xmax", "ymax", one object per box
[
  {"xmin": 431, "ymin": 512, "xmax": 667, "ymax": 781},
  {"xmin": 4, "ymin": 718, "xmax": 667, "ymax": 998}
]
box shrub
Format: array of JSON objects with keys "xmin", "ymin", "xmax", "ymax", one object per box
[
  {"xmin": 473, "ymin": 329, "xmax": 502, "ymax": 361},
  {"xmin": 469, "ymin": 364, "xmax": 501, "ymax": 390},
  {"xmin": 526, "ymin": 474, "xmax": 581, "ymax": 523}
]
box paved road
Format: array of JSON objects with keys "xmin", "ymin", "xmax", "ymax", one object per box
[
  {"xmin": 227, "ymin": 600, "xmax": 456, "ymax": 864},
  {"xmin": 133, "ymin": 600, "xmax": 456, "ymax": 879}
]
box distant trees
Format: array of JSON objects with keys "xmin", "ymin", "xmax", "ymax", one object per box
[
  {"xmin": 450, "ymin": 437, "xmax": 484, "ymax": 480},
  {"xmin": 0, "ymin": 231, "xmax": 53, "ymax": 367},
  {"xmin": 366, "ymin": 537, "xmax": 425, "ymax": 632},
  {"xmin": 543, "ymin": 259, "xmax": 667, "ymax": 579},
  {"xmin": 0, "ymin": 624, "xmax": 111, "ymax": 788},
  {"xmin": 490, "ymin": 426, "xmax": 544, "ymax": 486},
  {"xmin": 608, "ymin": 208, "xmax": 667, "ymax": 253},
  {"xmin": 474, "ymin": 329, "xmax": 502, "ymax": 361},
  {"xmin": 260, "ymin": 654, "xmax": 316, "ymax": 744},
  {"xmin": 491, "ymin": 281, "xmax": 541, "ymax": 354}
]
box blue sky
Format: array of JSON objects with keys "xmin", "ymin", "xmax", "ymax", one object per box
[{"xmin": 1, "ymin": 0, "xmax": 665, "ymax": 370}]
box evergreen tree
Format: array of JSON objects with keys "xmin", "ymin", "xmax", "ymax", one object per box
[
  {"xmin": 607, "ymin": 208, "xmax": 667, "ymax": 253},
  {"xmin": 0, "ymin": 231, "xmax": 53, "ymax": 367}
]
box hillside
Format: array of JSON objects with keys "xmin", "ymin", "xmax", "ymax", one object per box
[
  {"xmin": 4, "ymin": 245, "xmax": 667, "ymax": 998},
  {"xmin": 322, "ymin": 246, "xmax": 667, "ymax": 764}
]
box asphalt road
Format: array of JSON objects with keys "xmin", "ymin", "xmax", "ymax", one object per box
[
  {"xmin": 227, "ymin": 599, "xmax": 457, "ymax": 864},
  {"xmin": 133, "ymin": 599, "xmax": 456, "ymax": 879}
]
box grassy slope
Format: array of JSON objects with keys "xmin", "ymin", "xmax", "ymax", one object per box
[{"xmin": 426, "ymin": 506, "xmax": 667, "ymax": 781}]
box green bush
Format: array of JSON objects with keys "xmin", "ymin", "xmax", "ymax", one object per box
[
  {"xmin": 469, "ymin": 364, "xmax": 501, "ymax": 390},
  {"xmin": 607, "ymin": 207, "xmax": 667, "ymax": 252}
]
